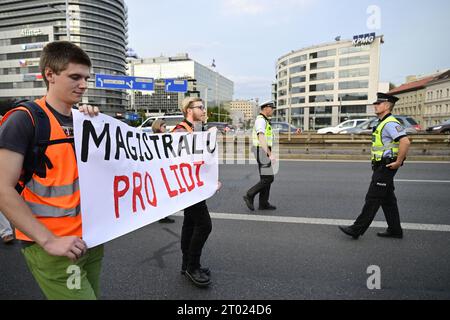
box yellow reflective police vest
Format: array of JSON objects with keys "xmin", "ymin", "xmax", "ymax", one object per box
[
  {"xmin": 371, "ymin": 115, "xmax": 401, "ymax": 162},
  {"xmin": 252, "ymin": 115, "xmax": 273, "ymax": 147}
]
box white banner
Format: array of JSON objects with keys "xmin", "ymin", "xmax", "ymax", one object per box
[{"xmin": 73, "ymin": 111, "xmax": 218, "ymax": 248}]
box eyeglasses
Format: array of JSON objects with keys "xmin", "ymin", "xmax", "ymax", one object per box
[{"xmin": 190, "ymin": 106, "xmax": 205, "ymax": 111}]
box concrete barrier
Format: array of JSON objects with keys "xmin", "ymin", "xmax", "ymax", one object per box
[{"xmin": 216, "ymin": 134, "xmax": 450, "ymax": 161}]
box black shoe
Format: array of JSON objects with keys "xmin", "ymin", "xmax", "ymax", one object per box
[
  {"xmin": 338, "ymin": 226, "xmax": 360, "ymax": 239},
  {"xmin": 259, "ymin": 204, "xmax": 276, "ymax": 210},
  {"xmin": 243, "ymin": 195, "xmax": 255, "ymax": 211},
  {"xmin": 185, "ymin": 269, "xmax": 211, "ymax": 287},
  {"xmin": 159, "ymin": 217, "xmax": 175, "ymax": 223},
  {"xmin": 377, "ymin": 230, "xmax": 403, "ymax": 239},
  {"xmin": 181, "ymin": 266, "xmax": 210, "ymax": 276}
]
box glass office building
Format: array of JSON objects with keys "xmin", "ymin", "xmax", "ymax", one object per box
[
  {"xmin": 0, "ymin": 0, "xmax": 129, "ymax": 115},
  {"xmin": 275, "ymin": 35, "xmax": 383, "ymax": 131}
]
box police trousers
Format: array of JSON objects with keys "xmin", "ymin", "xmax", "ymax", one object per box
[
  {"xmin": 246, "ymin": 146, "xmax": 274, "ymax": 207},
  {"xmin": 181, "ymin": 200, "xmax": 212, "ymax": 271},
  {"xmin": 353, "ymin": 162, "xmax": 402, "ymax": 235}
]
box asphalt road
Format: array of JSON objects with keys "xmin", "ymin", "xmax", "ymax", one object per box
[{"xmin": 1, "ymin": 161, "xmax": 450, "ymax": 300}]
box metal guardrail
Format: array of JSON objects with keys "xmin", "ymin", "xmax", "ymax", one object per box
[{"xmin": 216, "ymin": 134, "xmax": 450, "ymax": 161}]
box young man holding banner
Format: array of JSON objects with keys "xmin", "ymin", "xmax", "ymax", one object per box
[
  {"xmin": 173, "ymin": 97, "xmax": 217, "ymax": 287},
  {"xmin": 0, "ymin": 41, "xmax": 101, "ymax": 299}
]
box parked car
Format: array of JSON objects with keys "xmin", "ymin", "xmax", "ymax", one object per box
[
  {"xmin": 271, "ymin": 122, "xmax": 301, "ymax": 134},
  {"xmin": 138, "ymin": 115, "xmax": 184, "ymax": 133},
  {"xmin": 317, "ymin": 119, "xmax": 368, "ymax": 134},
  {"xmin": 340, "ymin": 115, "xmax": 422, "ymax": 134},
  {"xmin": 204, "ymin": 122, "xmax": 234, "ymax": 134},
  {"xmin": 339, "ymin": 117, "xmax": 377, "ymax": 134},
  {"xmin": 426, "ymin": 119, "xmax": 450, "ymax": 134}
]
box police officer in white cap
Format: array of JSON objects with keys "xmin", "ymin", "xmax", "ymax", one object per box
[
  {"xmin": 243, "ymin": 101, "xmax": 277, "ymax": 211},
  {"xmin": 339, "ymin": 92, "xmax": 411, "ymax": 239}
]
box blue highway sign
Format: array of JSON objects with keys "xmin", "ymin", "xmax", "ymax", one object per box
[
  {"xmin": 95, "ymin": 74, "xmax": 154, "ymax": 91},
  {"xmin": 165, "ymin": 79, "xmax": 188, "ymax": 93}
]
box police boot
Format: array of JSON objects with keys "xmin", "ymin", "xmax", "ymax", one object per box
[
  {"xmin": 185, "ymin": 268, "xmax": 211, "ymax": 287},
  {"xmin": 377, "ymin": 229, "xmax": 403, "ymax": 239},
  {"xmin": 338, "ymin": 225, "xmax": 360, "ymax": 239}
]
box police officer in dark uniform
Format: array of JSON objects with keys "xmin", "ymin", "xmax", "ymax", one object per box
[
  {"xmin": 339, "ymin": 93, "xmax": 411, "ymax": 239},
  {"xmin": 243, "ymin": 101, "xmax": 277, "ymax": 211}
]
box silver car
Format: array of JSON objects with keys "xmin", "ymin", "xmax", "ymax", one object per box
[{"xmin": 340, "ymin": 116, "xmax": 422, "ymax": 134}]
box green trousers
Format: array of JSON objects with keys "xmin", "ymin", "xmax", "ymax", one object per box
[{"xmin": 22, "ymin": 243, "xmax": 104, "ymax": 300}]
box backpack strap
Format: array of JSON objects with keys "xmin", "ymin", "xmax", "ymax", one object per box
[{"xmin": 13, "ymin": 101, "xmax": 52, "ymax": 192}]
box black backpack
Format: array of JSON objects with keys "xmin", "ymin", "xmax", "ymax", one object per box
[{"xmin": 1, "ymin": 100, "xmax": 73, "ymax": 193}]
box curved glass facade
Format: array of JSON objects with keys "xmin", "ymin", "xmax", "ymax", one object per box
[
  {"xmin": 0, "ymin": 0, "xmax": 128, "ymax": 115},
  {"xmin": 274, "ymin": 38, "xmax": 382, "ymax": 131}
]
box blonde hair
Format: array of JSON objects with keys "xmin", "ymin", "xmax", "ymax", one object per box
[
  {"xmin": 151, "ymin": 119, "xmax": 166, "ymax": 133},
  {"xmin": 181, "ymin": 97, "xmax": 203, "ymax": 116}
]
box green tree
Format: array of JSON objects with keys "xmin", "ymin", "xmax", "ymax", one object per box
[{"xmin": 207, "ymin": 106, "xmax": 231, "ymax": 123}]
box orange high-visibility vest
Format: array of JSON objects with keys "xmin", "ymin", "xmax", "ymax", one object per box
[
  {"xmin": 172, "ymin": 121, "xmax": 194, "ymax": 133},
  {"xmin": 2, "ymin": 97, "xmax": 81, "ymax": 241}
]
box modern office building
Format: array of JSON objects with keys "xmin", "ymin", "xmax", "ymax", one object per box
[
  {"xmin": 129, "ymin": 53, "xmax": 234, "ymax": 114},
  {"xmin": 0, "ymin": 0, "xmax": 129, "ymax": 115},
  {"xmin": 275, "ymin": 34, "xmax": 383, "ymax": 131}
]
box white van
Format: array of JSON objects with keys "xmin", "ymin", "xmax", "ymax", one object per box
[{"xmin": 138, "ymin": 115, "xmax": 184, "ymax": 133}]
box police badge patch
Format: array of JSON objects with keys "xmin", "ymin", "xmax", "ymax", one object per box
[{"xmin": 395, "ymin": 125, "xmax": 403, "ymax": 133}]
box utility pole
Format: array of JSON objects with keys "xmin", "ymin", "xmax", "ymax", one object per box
[
  {"xmin": 287, "ymin": 70, "xmax": 292, "ymax": 141},
  {"xmin": 65, "ymin": 0, "xmax": 71, "ymax": 40},
  {"xmin": 47, "ymin": 1, "xmax": 71, "ymax": 41}
]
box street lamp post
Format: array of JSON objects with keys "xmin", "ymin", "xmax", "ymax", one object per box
[
  {"xmin": 65, "ymin": 0, "xmax": 71, "ymax": 40},
  {"xmin": 47, "ymin": 1, "xmax": 71, "ymax": 41}
]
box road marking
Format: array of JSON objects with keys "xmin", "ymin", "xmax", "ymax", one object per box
[
  {"xmin": 173, "ymin": 212, "xmax": 450, "ymax": 233},
  {"xmin": 219, "ymin": 159, "xmax": 450, "ymax": 164},
  {"xmin": 395, "ymin": 179, "xmax": 450, "ymax": 184}
]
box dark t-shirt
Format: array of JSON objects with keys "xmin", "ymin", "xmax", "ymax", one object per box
[{"xmin": 0, "ymin": 102, "xmax": 74, "ymax": 155}]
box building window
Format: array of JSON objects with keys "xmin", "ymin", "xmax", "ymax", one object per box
[
  {"xmin": 339, "ymin": 80, "xmax": 369, "ymax": 90},
  {"xmin": 339, "ymin": 68, "xmax": 369, "ymax": 78},
  {"xmin": 310, "ymin": 83, "xmax": 334, "ymax": 92},
  {"xmin": 338, "ymin": 45, "xmax": 370, "ymax": 55},
  {"xmin": 289, "ymin": 65, "xmax": 306, "ymax": 74},
  {"xmin": 291, "ymin": 97, "xmax": 305, "ymax": 104},
  {"xmin": 289, "ymin": 54, "xmax": 307, "ymax": 64},
  {"xmin": 339, "ymin": 93, "xmax": 368, "ymax": 101},
  {"xmin": 310, "ymin": 60, "xmax": 335, "ymax": 70},
  {"xmin": 340, "ymin": 105, "xmax": 367, "ymax": 114},
  {"xmin": 309, "ymin": 95, "xmax": 334, "ymax": 103},
  {"xmin": 291, "ymin": 86, "xmax": 305, "ymax": 94},
  {"xmin": 310, "ymin": 49, "xmax": 336, "ymax": 59},
  {"xmin": 310, "ymin": 71, "xmax": 334, "ymax": 81},
  {"xmin": 339, "ymin": 55, "xmax": 370, "ymax": 67},
  {"xmin": 290, "ymin": 76, "xmax": 306, "ymax": 84}
]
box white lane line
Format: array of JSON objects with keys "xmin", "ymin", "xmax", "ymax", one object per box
[
  {"xmin": 173, "ymin": 212, "xmax": 450, "ymax": 232},
  {"xmin": 396, "ymin": 179, "xmax": 450, "ymax": 184},
  {"xmin": 219, "ymin": 159, "xmax": 450, "ymax": 164}
]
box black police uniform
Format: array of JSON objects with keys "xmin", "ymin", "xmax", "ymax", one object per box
[
  {"xmin": 244, "ymin": 102, "xmax": 276, "ymax": 211},
  {"xmin": 340, "ymin": 93, "xmax": 406, "ymax": 239}
]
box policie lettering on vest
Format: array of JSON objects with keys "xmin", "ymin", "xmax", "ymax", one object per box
[{"xmin": 80, "ymin": 120, "xmax": 216, "ymax": 163}]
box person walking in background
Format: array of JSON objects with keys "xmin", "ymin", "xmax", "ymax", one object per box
[
  {"xmin": 152, "ymin": 119, "xmax": 175, "ymax": 224},
  {"xmin": 243, "ymin": 101, "xmax": 277, "ymax": 211},
  {"xmin": 172, "ymin": 97, "xmax": 215, "ymax": 287},
  {"xmin": 339, "ymin": 92, "xmax": 410, "ymax": 240}
]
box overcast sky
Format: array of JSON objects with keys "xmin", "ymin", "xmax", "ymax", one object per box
[{"xmin": 125, "ymin": 0, "xmax": 450, "ymax": 102}]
